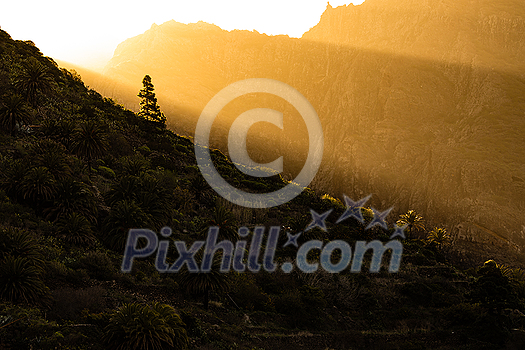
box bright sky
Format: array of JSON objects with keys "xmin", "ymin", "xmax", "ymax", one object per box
[{"xmin": 0, "ymin": 1, "xmax": 364, "ymax": 71}]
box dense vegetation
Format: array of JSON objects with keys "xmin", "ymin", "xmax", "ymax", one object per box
[{"xmin": 0, "ymin": 29, "xmax": 524, "ymax": 349}]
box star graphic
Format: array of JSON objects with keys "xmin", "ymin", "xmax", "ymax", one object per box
[
  {"xmin": 283, "ymin": 231, "xmax": 302, "ymax": 248},
  {"xmin": 305, "ymin": 209, "xmax": 333, "ymax": 232},
  {"xmin": 365, "ymin": 207, "xmax": 393, "ymax": 230},
  {"xmin": 336, "ymin": 194, "xmax": 372, "ymax": 224},
  {"xmin": 390, "ymin": 224, "xmax": 407, "ymax": 239}
]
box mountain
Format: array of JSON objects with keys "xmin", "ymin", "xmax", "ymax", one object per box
[
  {"xmin": 2, "ymin": 23, "xmax": 525, "ymax": 350},
  {"xmin": 83, "ymin": 0, "xmax": 525, "ymax": 251}
]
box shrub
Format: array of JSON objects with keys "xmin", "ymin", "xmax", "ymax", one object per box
[
  {"xmin": 426, "ymin": 227, "xmax": 451, "ymax": 248},
  {"xmin": 103, "ymin": 302, "xmax": 188, "ymax": 350},
  {"xmin": 56, "ymin": 213, "xmax": 96, "ymax": 247},
  {"xmin": 0, "ymin": 302, "xmax": 61, "ymax": 349},
  {"xmin": 97, "ymin": 165, "xmax": 116, "ymax": 179},
  {"xmin": 0, "ymin": 228, "xmax": 42, "ymax": 264},
  {"xmin": 0, "ymin": 255, "xmax": 49, "ymax": 304},
  {"xmin": 469, "ymin": 260, "xmax": 518, "ymax": 311}
]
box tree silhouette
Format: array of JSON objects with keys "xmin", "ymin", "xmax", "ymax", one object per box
[
  {"xmin": 33, "ymin": 140, "xmax": 71, "ymax": 180},
  {"xmin": 40, "ymin": 117, "xmax": 76, "ymax": 148},
  {"xmin": 0, "ymin": 94, "xmax": 32, "ymax": 135},
  {"xmin": 0, "ymin": 255, "xmax": 48, "ymax": 304},
  {"xmin": 56, "ymin": 212, "xmax": 96, "ymax": 246},
  {"xmin": 190, "ymin": 174, "xmax": 214, "ymax": 205},
  {"xmin": 178, "ymin": 256, "xmax": 229, "ymax": 310},
  {"xmin": 397, "ymin": 210, "xmax": 425, "ymax": 238},
  {"xmin": 469, "ymin": 260, "xmax": 518, "ymax": 313},
  {"xmin": 137, "ymin": 75, "xmax": 166, "ymax": 125},
  {"xmin": 71, "ymin": 120, "xmax": 108, "ymax": 172},
  {"xmin": 103, "ymin": 200, "xmax": 150, "ymax": 251},
  {"xmin": 106, "ymin": 175, "xmax": 142, "ymax": 205},
  {"xmin": 14, "ymin": 58, "xmax": 54, "ymax": 107},
  {"xmin": 20, "ymin": 166, "xmax": 56, "ymax": 212},
  {"xmin": 200, "ymin": 205, "xmax": 238, "ymax": 241},
  {"xmin": 0, "ymin": 228, "xmax": 43, "ymax": 266},
  {"xmin": 135, "ymin": 174, "xmax": 173, "ymax": 230},
  {"xmin": 45, "ymin": 177, "xmax": 98, "ymax": 222},
  {"xmin": 103, "ymin": 302, "xmax": 188, "ymax": 350},
  {"xmin": 1, "ymin": 159, "xmax": 28, "ymax": 201},
  {"xmin": 426, "ymin": 227, "xmax": 451, "ymax": 248},
  {"xmin": 0, "ymin": 229, "xmax": 48, "ymax": 305}
]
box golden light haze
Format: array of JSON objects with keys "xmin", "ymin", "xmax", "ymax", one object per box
[
  {"xmin": 86, "ymin": 0, "xmax": 525, "ymax": 252},
  {"xmin": 0, "ymin": 0, "xmax": 365, "ymax": 70}
]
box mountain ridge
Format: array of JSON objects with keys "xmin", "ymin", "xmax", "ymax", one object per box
[
  {"xmin": 2, "ymin": 19, "xmax": 525, "ymax": 350},
  {"xmin": 78, "ymin": 0, "xmax": 525, "ymax": 251}
]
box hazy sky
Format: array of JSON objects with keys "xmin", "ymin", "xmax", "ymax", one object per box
[{"xmin": 0, "ymin": 0, "xmax": 365, "ymax": 71}]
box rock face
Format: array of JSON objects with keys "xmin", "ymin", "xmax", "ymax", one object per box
[{"xmin": 92, "ymin": 0, "xmax": 525, "ymax": 250}]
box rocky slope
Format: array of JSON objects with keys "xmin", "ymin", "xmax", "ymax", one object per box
[{"xmin": 81, "ymin": 0, "xmax": 525, "ymax": 250}]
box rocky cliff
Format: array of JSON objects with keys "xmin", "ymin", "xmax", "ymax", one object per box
[{"xmin": 86, "ymin": 0, "xmax": 525, "ymax": 250}]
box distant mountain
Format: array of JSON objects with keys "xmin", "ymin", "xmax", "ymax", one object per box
[
  {"xmin": 83, "ymin": 0, "xmax": 525, "ymax": 250},
  {"xmin": 4, "ymin": 26, "xmax": 525, "ymax": 350}
]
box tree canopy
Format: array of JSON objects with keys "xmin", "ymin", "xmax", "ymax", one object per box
[{"xmin": 137, "ymin": 74, "xmax": 166, "ymax": 126}]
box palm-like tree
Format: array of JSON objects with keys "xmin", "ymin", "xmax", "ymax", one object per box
[
  {"xmin": 106, "ymin": 175, "xmax": 142, "ymax": 205},
  {"xmin": 40, "ymin": 117, "xmax": 75, "ymax": 147},
  {"xmin": 56, "ymin": 213, "xmax": 96, "ymax": 246},
  {"xmin": 500, "ymin": 266, "xmax": 525, "ymax": 282},
  {"xmin": 45, "ymin": 177, "xmax": 97, "ymax": 222},
  {"xmin": 20, "ymin": 166, "xmax": 56, "ymax": 211},
  {"xmin": 106, "ymin": 174, "xmax": 172, "ymax": 230},
  {"xmin": 397, "ymin": 210, "xmax": 425, "ymax": 238},
  {"xmin": 173, "ymin": 186, "xmax": 196, "ymax": 215},
  {"xmin": 0, "ymin": 255, "xmax": 48, "ymax": 304},
  {"xmin": 0, "ymin": 228, "xmax": 42, "ymax": 266},
  {"xmin": 151, "ymin": 303, "xmax": 189, "ymax": 349},
  {"xmin": 14, "ymin": 58, "xmax": 55, "ymax": 107},
  {"xmin": 136, "ymin": 174, "xmax": 172, "ymax": 229},
  {"xmin": 499, "ymin": 266, "xmax": 525, "ymax": 298},
  {"xmin": 71, "ymin": 120, "xmax": 108, "ymax": 172},
  {"xmin": 103, "ymin": 200, "xmax": 150, "ymax": 251},
  {"xmin": 191, "ymin": 175, "xmax": 213, "ymax": 204},
  {"xmin": 0, "ymin": 228, "xmax": 48, "ymax": 305},
  {"xmin": 426, "ymin": 227, "xmax": 451, "ymax": 248},
  {"xmin": 120, "ymin": 154, "xmax": 150, "ymax": 176},
  {"xmin": 178, "ymin": 257, "xmax": 229, "ymax": 310},
  {"xmin": 103, "ymin": 302, "xmax": 188, "ymax": 350},
  {"xmin": 0, "ymin": 94, "xmax": 32, "ymax": 135},
  {"xmin": 0, "ymin": 159, "xmax": 28, "ymax": 201},
  {"xmin": 200, "ymin": 205, "xmax": 238, "ymax": 241},
  {"xmin": 34, "ymin": 143, "xmax": 71, "ymax": 180}
]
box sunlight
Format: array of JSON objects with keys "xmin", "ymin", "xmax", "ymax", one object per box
[{"xmin": 0, "ymin": 0, "xmax": 364, "ymax": 70}]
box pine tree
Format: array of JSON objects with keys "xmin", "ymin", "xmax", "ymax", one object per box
[{"xmin": 137, "ymin": 75, "xmax": 166, "ymax": 125}]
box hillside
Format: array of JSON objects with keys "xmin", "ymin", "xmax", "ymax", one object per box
[
  {"xmin": 1, "ymin": 11, "xmax": 525, "ymax": 350},
  {"xmin": 78, "ymin": 0, "xmax": 525, "ymax": 253}
]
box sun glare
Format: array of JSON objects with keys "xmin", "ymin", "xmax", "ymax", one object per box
[{"xmin": 0, "ymin": 0, "xmax": 364, "ymax": 71}]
